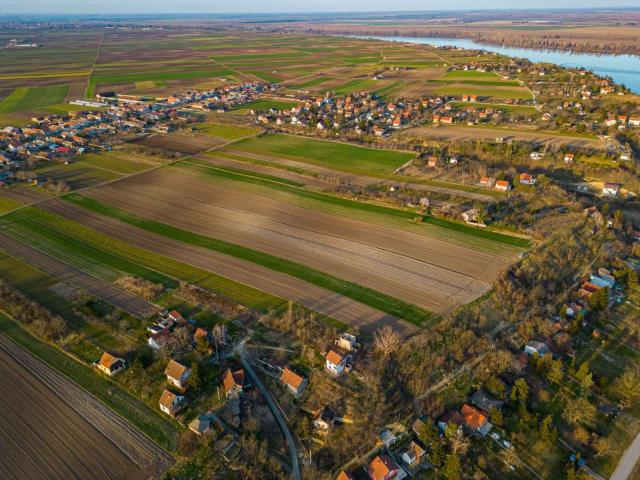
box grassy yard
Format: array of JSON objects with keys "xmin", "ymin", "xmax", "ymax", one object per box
[
  {"xmin": 63, "ymin": 193, "xmax": 437, "ymax": 327},
  {"xmin": 0, "ymin": 86, "xmax": 70, "ymax": 113},
  {"xmin": 0, "ymin": 313, "xmax": 179, "ymax": 451},
  {"xmin": 229, "ymin": 133, "xmax": 414, "ymax": 176}
]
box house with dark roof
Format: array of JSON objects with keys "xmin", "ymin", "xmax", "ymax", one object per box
[{"xmin": 470, "ymin": 389, "xmax": 504, "ymax": 413}]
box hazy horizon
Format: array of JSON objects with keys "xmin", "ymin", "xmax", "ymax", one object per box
[{"xmin": 2, "ymin": 1, "xmax": 640, "ymax": 15}]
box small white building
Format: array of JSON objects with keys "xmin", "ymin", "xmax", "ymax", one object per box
[
  {"xmin": 602, "ymin": 182, "xmax": 621, "ymax": 197},
  {"xmin": 325, "ymin": 350, "xmax": 347, "ymax": 376}
]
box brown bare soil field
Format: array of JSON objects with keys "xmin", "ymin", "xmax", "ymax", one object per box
[
  {"xmin": 0, "ymin": 185, "xmax": 50, "ymax": 204},
  {"xmin": 0, "ymin": 233, "xmax": 158, "ymax": 318},
  {"xmin": 0, "ymin": 335, "xmax": 173, "ymax": 480},
  {"xmin": 217, "ymin": 150, "xmax": 497, "ymax": 202},
  {"xmin": 401, "ymin": 125, "xmax": 604, "ymax": 149},
  {"xmin": 41, "ymin": 199, "xmax": 418, "ymax": 336},
  {"xmin": 130, "ymin": 133, "xmax": 224, "ymax": 154},
  {"xmin": 81, "ymin": 167, "xmax": 514, "ymax": 313}
]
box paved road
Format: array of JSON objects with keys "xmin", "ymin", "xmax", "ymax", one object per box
[
  {"xmin": 611, "ymin": 431, "xmax": 640, "ymax": 480},
  {"xmin": 240, "ymin": 353, "xmax": 301, "ymax": 480}
]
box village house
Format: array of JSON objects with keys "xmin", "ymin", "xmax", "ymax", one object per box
[
  {"xmin": 313, "ymin": 406, "xmax": 336, "ymax": 433},
  {"xmin": 495, "ymin": 180, "xmax": 512, "ymax": 192},
  {"xmin": 426, "ymin": 156, "xmax": 438, "ymax": 168},
  {"xmin": 461, "ymin": 403, "xmax": 491, "ymax": 435},
  {"xmin": 437, "ymin": 410, "xmax": 464, "ymax": 433},
  {"xmin": 189, "ymin": 415, "xmax": 212, "ymax": 435},
  {"xmin": 480, "ymin": 176, "xmax": 496, "ymax": 188},
  {"xmin": 148, "ymin": 328, "xmax": 173, "ymax": 350},
  {"xmin": 222, "ymin": 368, "xmax": 245, "ymax": 399},
  {"xmin": 325, "ymin": 350, "xmax": 348, "ymax": 376},
  {"xmin": 165, "ymin": 359, "xmax": 191, "ymax": 389},
  {"xmin": 368, "ymin": 454, "xmax": 402, "ymax": 480},
  {"xmin": 470, "ymin": 389, "xmax": 504, "ymax": 412},
  {"xmin": 159, "ymin": 389, "xmax": 186, "ymax": 417},
  {"xmin": 280, "ymin": 367, "xmax": 307, "ymax": 396},
  {"xmin": 337, "ymin": 471, "xmax": 356, "ymax": 480},
  {"xmin": 96, "ymin": 351, "xmax": 126, "ymax": 376},
  {"xmin": 564, "ymin": 153, "xmax": 575, "ymax": 163},
  {"xmin": 519, "ymin": 173, "xmax": 536, "ymax": 185},
  {"xmin": 336, "ymin": 332, "xmax": 359, "ymax": 352},
  {"xmin": 401, "ymin": 441, "xmax": 426, "ymax": 468},
  {"xmin": 602, "ymin": 182, "xmax": 621, "ymax": 197},
  {"xmin": 461, "ymin": 208, "xmax": 479, "ymax": 223},
  {"xmin": 525, "ymin": 340, "xmax": 550, "ymax": 356}
]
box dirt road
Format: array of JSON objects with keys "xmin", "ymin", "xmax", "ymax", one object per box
[
  {"xmin": 0, "ymin": 334, "xmax": 173, "ymax": 479},
  {"xmin": 42, "ymin": 199, "xmax": 419, "ymax": 336},
  {"xmin": 0, "ymin": 232, "xmax": 158, "ymax": 318}
]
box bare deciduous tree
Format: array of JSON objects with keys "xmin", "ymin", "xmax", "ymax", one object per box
[{"xmin": 373, "ymin": 326, "xmax": 401, "ymax": 358}]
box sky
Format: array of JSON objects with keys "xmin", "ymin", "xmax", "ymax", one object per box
[{"xmin": 2, "ymin": 0, "xmax": 640, "ymax": 15}]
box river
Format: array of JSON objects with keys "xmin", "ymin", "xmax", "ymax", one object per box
[{"xmin": 357, "ymin": 36, "xmax": 640, "ymax": 94}]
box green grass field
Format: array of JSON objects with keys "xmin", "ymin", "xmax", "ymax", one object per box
[
  {"xmin": 0, "ymin": 313, "xmax": 179, "ymax": 451},
  {"xmin": 63, "ymin": 193, "xmax": 436, "ymax": 327},
  {"xmin": 229, "ymin": 133, "xmax": 414, "ymax": 176},
  {"xmin": 332, "ymin": 78, "xmax": 381, "ymax": 95},
  {"xmin": 45, "ymin": 103, "xmax": 107, "ymax": 115},
  {"xmin": 0, "ymin": 86, "xmax": 70, "ymax": 114},
  {"xmin": 193, "ymin": 122, "xmax": 260, "ymax": 140}
]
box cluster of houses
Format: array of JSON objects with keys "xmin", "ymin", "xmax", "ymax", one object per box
[
  {"xmin": 337, "ymin": 388, "xmax": 504, "ymax": 480},
  {"xmin": 0, "ymin": 82, "xmax": 269, "ymax": 184},
  {"xmin": 255, "ymin": 91, "xmax": 448, "ymax": 137}
]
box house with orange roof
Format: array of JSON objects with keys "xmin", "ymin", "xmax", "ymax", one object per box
[
  {"xmin": 159, "ymin": 389, "xmax": 185, "ymax": 417},
  {"xmin": 165, "ymin": 359, "xmax": 191, "ymax": 389},
  {"xmin": 495, "ymin": 180, "xmax": 512, "ymax": 192},
  {"xmin": 96, "ymin": 351, "xmax": 126, "ymax": 376},
  {"xmin": 280, "ymin": 367, "xmax": 307, "ymax": 396},
  {"xmin": 480, "ymin": 176, "xmax": 496, "ymax": 187},
  {"xmin": 460, "ymin": 404, "xmax": 490, "ymax": 435},
  {"xmin": 325, "ymin": 350, "xmax": 347, "ymax": 376},
  {"xmin": 337, "ymin": 470, "xmax": 355, "ymax": 480},
  {"xmin": 222, "ymin": 368, "xmax": 245, "ymax": 399},
  {"xmin": 519, "ymin": 173, "xmax": 536, "ymax": 186},
  {"xmin": 193, "ymin": 327, "xmax": 209, "ymax": 343},
  {"xmin": 367, "ymin": 454, "xmax": 400, "ymax": 480}
]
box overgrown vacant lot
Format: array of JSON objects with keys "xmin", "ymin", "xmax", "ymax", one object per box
[
  {"xmin": 229, "ymin": 133, "xmax": 414, "ymax": 176},
  {"xmin": 73, "ymin": 163, "xmax": 518, "ymax": 317}
]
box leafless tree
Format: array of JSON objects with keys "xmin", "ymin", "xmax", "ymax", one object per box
[{"xmin": 373, "ymin": 326, "xmax": 401, "ymax": 358}]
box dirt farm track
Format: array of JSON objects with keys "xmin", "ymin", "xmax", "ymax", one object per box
[{"xmin": 0, "ymin": 334, "xmax": 173, "ymax": 480}]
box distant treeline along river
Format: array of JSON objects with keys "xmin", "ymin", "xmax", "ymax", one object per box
[{"xmin": 356, "ymin": 35, "xmax": 640, "ymax": 94}]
